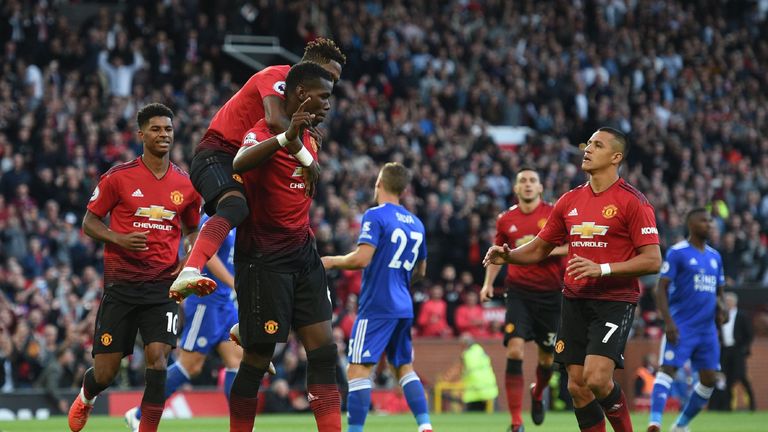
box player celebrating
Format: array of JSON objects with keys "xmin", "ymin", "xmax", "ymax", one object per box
[
  {"xmin": 68, "ymin": 103, "xmax": 201, "ymax": 432},
  {"xmin": 322, "ymin": 162, "xmax": 433, "ymax": 432},
  {"xmin": 480, "ymin": 167, "xmax": 566, "ymax": 432},
  {"xmin": 647, "ymin": 208, "xmax": 725, "ymax": 432},
  {"xmin": 170, "ymin": 38, "xmax": 345, "ymax": 301},
  {"xmin": 125, "ymin": 213, "xmax": 241, "ymax": 431},
  {"xmin": 484, "ymin": 127, "xmax": 661, "ymax": 432},
  {"xmin": 228, "ymin": 62, "xmax": 339, "ymax": 432}
]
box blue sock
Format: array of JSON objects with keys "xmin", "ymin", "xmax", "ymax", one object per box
[
  {"xmin": 400, "ymin": 371, "xmax": 431, "ymax": 428},
  {"xmin": 135, "ymin": 362, "xmax": 190, "ymax": 420},
  {"xmin": 224, "ymin": 368, "xmax": 238, "ymax": 401},
  {"xmin": 649, "ymin": 371, "xmax": 673, "ymax": 426},
  {"xmin": 675, "ymin": 382, "xmax": 713, "ymax": 427},
  {"xmin": 347, "ymin": 378, "xmax": 372, "ymax": 432}
]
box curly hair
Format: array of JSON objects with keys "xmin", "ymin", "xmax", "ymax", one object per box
[{"xmin": 302, "ymin": 37, "xmax": 346, "ymax": 65}]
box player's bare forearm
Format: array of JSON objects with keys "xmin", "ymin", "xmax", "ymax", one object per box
[
  {"xmin": 263, "ymin": 95, "xmax": 291, "ymax": 133},
  {"xmin": 654, "ymin": 278, "xmax": 674, "ymax": 326},
  {"xmin": 604, "ymin": 244, "xmax": 662, "ymax": 276},
  {"xmin": 483, "ymin": 263, "xmax": 502, "ymax": 286},
  {"xmin": 411, "ymin": 260, "xmax": 427, "ymax": 286},
  {"xmin": 82, "ymin": 211, "xmax": 119, "ymax": 244},
  {"xmin": 485, "ymin": 236, "xmax": 555, "ymax": 266},
  {"xmin": 321, "ymin": 244, "xmax": 375, "ymax": 271},
  {"xmin": 206, "ymin": 254, "xmax": 235, "ymax": 288},
  {"xmin": 549, "ymin": 244, "xmax": 568, "ymax": 257},
  {"xmin": 233, "ymin": 138, "xmax": 283, "ymax": 173}
]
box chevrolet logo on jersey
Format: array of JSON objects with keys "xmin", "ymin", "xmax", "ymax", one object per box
[
  {"xmin": 135, "ymin": 205, "xmax": 176, "ymax": 221},
  {"xmin": 515, "ymin": 234, "xmax": 535, "ymax": 247},
  {"xmin": 570, "ymin": 222, "xmax": 609, "ymax": 238}
]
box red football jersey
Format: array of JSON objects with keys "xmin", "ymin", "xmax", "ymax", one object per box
[
  {"xmin": 537, "ymin": 178, "xmax": 659, "ymax": 303},
  {"xmin": 236, "ymin": 119, "xmax": 319, "ymax": 271},
  {"xmin": 197, "ymin": 65, "xmax": 290, "ymax": 155},
  {"xmin": 87, "ymin": 158, "xmax": 201, "ymax": 298},
  {"xmin": 495, "ymin": 202, "xmax": 563, "ymax": 292}
]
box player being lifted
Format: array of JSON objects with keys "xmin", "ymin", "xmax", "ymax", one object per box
[
  {"xmin": 322, "ymin": 162, "xmax": 433, "ymax": 432},
  {"xmin": 228, "ymin": 62, "xmax": 340, "ymax": 432},
  {"xmin": 169, "ymin": 38, "xmax": 344, "ymax": 301},
  {"xmin": 485, "ymin": 127, "xmax": 661, "ymax": 432},
  {"xmin": 68, "ymin": 104, "xmax": 201, "ymax": 432},
  {"xmin": 647, "ymin": 208, "xmax": 726, "ymax": 432},
  {"xmin": 480, "ymin": 167, "xmax": 566, "ymax": 432}
]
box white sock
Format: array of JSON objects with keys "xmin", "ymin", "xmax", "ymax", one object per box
[
  {"xmin": 80, "ymin": 387, "xmax": 96, "ymax": 405},
  {"xmin": 418, "ymin": 424, "xmax": 433, "ymax": 432}
]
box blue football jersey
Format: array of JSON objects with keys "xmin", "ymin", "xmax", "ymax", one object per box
[
  {"xmin": 660, "ymin": 240, "xmax": 725, "ymax": 331},
  {"xmin": 195, "ymin": 214, "xmax": 235, "ymax": 304},
  {"xmin": 356, "ymin": 203, "xmax": 426, "ymax": 319}
]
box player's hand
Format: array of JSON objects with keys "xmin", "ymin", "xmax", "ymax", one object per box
[
  {"xmin": 115, "ymin": 230, "xmax": 149, "ymax": 251},
  {"xmin": 285, "ymin": 97, "xmax": 315, "ymax": 142},
  {"xmin": 483, "ymin": 244, "xmax": 512, "ymax": 266},
  {"xmin": 665, "ymin": 321, "xmax": 679, "ymax": 345},
  {"xmin": 566, "ymin": 254, "xmax": 601, "ymax": 280},
  {"xmin": 479, "ymin": 284, "xmax": 494, "ymax": 302},
  {"xmin": 303, "ymin": 160, "xmax": 320, "ymax": 198}
]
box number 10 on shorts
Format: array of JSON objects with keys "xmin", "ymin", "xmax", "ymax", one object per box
[
  {"xmin": 166, "ymin": 312, "xmax": 178, "ymax": 335},
  {"xmin": 602, "ymin": 322, "xmax": 618, "ymax": 343}
]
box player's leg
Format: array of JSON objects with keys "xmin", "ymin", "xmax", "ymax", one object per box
[
  {"xmin": 134, "ymin": 301, "xmax": 179, "ymax": 432},
  {"xmin": 502, "ymin": 290, "xmax": 534, "ymax": 432},
  {"xmin": 294, "ymin": 254, "xmax": 340, "ymax": 432},
  {"xmin": 171, "ymin": 150, "xmax": 248, "ymax": 301},
  {"xmin": 345, "ymin": 317, "xmax": 389, "ymax": 432},
  {"xmin": 556, "ymin": 298, "xmax": 605, "ymax": 432},
  {"xmin": 529, "ymin": 292, "xmax": 559, "ymax": 426},
  {"xmin": 229, "ymin": 345, "xmax": 275, "ymax": 432},
  {"xmin": 648, "ymin": 332, "xmax": 689, "ymax": 431},
  {"xmin": 388, "ymin": 318, "xmax": 432, "ymax": 432},
  {"xmin": 673, "ymin": 331, "xmax": 720, "ymax": 430},
  {"xmin": 70, "ymin": 295, "xmax": 136, "ymax": 431},
  {"xmin": 583, "ymin": 300, "xmax": 635, "ymax": 432},
  {"xmin": 216, "ymin": 300, "xmax": 243, "ymax": 400},
  {"xmin": 347, "ymin": 362, "xmax": 375, "ymax": 432}
]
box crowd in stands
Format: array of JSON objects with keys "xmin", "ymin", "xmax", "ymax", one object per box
[{"xmin": 1, "ymin": 0, "xmax": 767, "ymax": 399}]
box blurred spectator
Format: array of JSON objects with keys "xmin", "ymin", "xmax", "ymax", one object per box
[
  {"xmin": 416, "ymin": 285, "xmax": 451, "ymax": 337},
  {"xmin": 262, "ymin": 378, "xmax": 310, "ymax": 413},
  {"xmin": 454, "ymin": 291, "xmax": 490, "ymax": 339},
  {"xmin": 34, "ymin": 346, "xmax": 76, "ymax": 414}
]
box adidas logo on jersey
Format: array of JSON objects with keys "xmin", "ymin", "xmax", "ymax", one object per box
[
  {"xmin": 132, "ymin": 188, "xmax": 144, "ymax": 197},
  {"xmin": 689, "ymin": 258, "xmax": 698, "ymax": 265},
  {"xmin": 568, "ymin": 208, "xmax": 579, "ymax": 216},
  {"xmin": 509, "ymin": 225, "xmax": 518, "ymax": 233}
]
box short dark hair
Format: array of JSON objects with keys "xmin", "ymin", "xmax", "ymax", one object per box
[
  {"xmin": 685, "ymin": 207, "xmax": 709, "ymax": 224},
  {"xmin": 597, "ymin": 126, "xmax": 629, "ymax": 161},
  {"xmin": 380, "ymin": 162, "xmax": 411, "ymax": 195},
  {"xmin": 285, "ymin": 62, "xmax": 334, "ymax": 95},
  {"xmin": 517, "ymin": 166, "xmax": 538, "ymax": 176},
  {"xmin": 136, "ymin": 103, "xmax": 174, "ymax": 129},
  {"xmin": 302, "ymin": 37, "xmax": 346, "ymax": 65}
]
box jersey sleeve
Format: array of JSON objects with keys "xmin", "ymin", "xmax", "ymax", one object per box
[
  {"xmin": 181, "ymin": 192, "xmax": 202, "ymax": 231},
  {"xmin": 255, "ymin": 68, "xmax": 287, "ymax": 100},
  {"xmin": 357, "ymin": 210, "xmax": 382, "ymax": 248},
  {"xmin": 537, "ymin": 195, "xmax": 567, "ymax": 245},
  {"xmin": 659, "ymin": 248, "xmax": 678, "ymax": 281},
  {"xmin": 627, "ymin": 199, "xmax": 659, "ymax": 247},
  {"xmin": 86, "ymin": 173, "xmax": 120, "ymax": 218},
  {"xmin": 494, "ymin": 214, "xmax": 507, "ymax": 246}
]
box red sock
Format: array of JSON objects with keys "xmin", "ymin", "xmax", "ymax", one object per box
[
  {"xmin": 505, "ymin": 373, "xmax": 524, "ymax": 427},
  {"xmin": 229, "ymin": 394, "xmax": 259, "ymax": 432},
  {"xmin": 602, "ymin": 389, "xmax": 632, "ymax": 432},
  {"xmin": 581, "ymin": 418, "xmax": 606, "ymax": 432},
  {"xmin": 138, "ymin": 402, "xmax": 163, "ymax": 432},
  {"xmin": 308, "ymin": 384, "xmax": 341, "ymax": 432},
  {"xmin": 186, "ymin": 215, "xmax": 232, "ymax": 270},
  {"xmin": 532, "ymin": 364, "xmax": 553, "ymax": 400}
]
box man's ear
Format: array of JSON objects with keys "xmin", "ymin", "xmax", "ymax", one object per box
[
  {"xmin": 613, "ymin": 152, "xmax": 624, "ymax": 165},
  {"xmin": 296, "ymin": 84, "xmax": 307, "ymax": 102}
]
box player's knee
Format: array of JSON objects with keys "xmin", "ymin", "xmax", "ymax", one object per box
[
  {"xmin": 94, "ymin": 367, "xmax": 119, "ymax": 386},
  {"xmin": 584, "ymin": 372, "xmax": 612, "ymax": 396},
  {"xmin": 216, "ymin": 194, "xmax": 249, "ymax": 226},
  {"xmin": 307, "ymin": 344, "xmax": 337, "ymax": 384},
  {"xmin": 505, "ymin": 343, "xmax": 524, "ymax": 360}
]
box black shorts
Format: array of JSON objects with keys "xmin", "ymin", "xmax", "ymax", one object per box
[
  {"xmin": 554, "ymin": 297, "xmax": 635, "ymax": 369},
  {"xmin": 234, "ymin": 252, "xmax": 333, "ymax": 346},
  {"xmin": 92, "ymin": 293, "xmax": 179, "ymax": 357},
  {"xmin": 504, "ymin": 288, "xmax": 561, "ymax": 351},
  {"xmin": 190, "ymin": 149, "xmax": 244, "ymax": 216}
]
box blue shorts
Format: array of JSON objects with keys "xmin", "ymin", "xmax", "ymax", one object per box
[
  {"xmin": 180, "ymin": 298, "xmax": 239, "ymax": 354},
  {"xmin": 660, "ymin": 327, "xmax": 720, "ymax": 371},
  {"xmin": 348, "ymin": 317, "xmax": 413, "ymax": 367}
]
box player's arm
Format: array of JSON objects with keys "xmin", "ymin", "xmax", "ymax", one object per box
[
  {"xmin": 483, "ymin": 236, "xmax": 557, "ymax": 267},
  {"xmin": 411, "ymin": 259, "xmax": 426, "ymax": 286},
  {"xmin": 567, "ymin": 244, "xmax": 662, "ymax": 280},
  {"xmin": 263, "ymin": 95, "xmax": 291, "ymax": 133},
  {"xmin": 716, "ymin": 284, "xmax": 728, "ymax": 326},
  {"xmin": 206, "ymin": 254, "xmax": 235, "ymax": 289},
  {"xmin": 173, "ymin": 220, "xmax": 200, "ymax": 276},
  {"xmin": 321, "ymin": 244, "xmax": 376, "ymax": 270},
  {"xmin": 653, "ymin": 276, "xmax": 678, "ymax": 345},
  {"xmin": 480, "ymin": 263, "xmax": 502, "ymax": 302},
  {"xmin": 82, "ymin": 210, "xmax": 148, "ymax": 251},
  {"xmin": 549, "ymin": 244, "xmax": 568, "ymax": 256}
]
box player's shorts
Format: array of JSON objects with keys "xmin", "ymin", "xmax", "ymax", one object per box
[
  {"xmin": 190, "ymin": 146, "xmax": 244, "ymax": 216},
  {"xmin": 92, "ymin": 292, "xmax": 179, "ymax": 357},
  {"xmin": 179, "ymin": 297, "xmax": 239, "ymax": 354},
  {"xmin": 234, "ymin": 252, "xmax": 332, "ymax": 346},
  {"xmin": 503, "ymin": 287, "xmax": 561, "ymax": 351},
  {"xmin": 660, "ymin": 326, "xmax": 721, "ymax": 371},
  {"xmin": 554, "ymin": 297, "xmax": 635, "ymax": 369},
  {"xmin": 348, "ymin": 317, "xmax": 414, "ymax": 367}
]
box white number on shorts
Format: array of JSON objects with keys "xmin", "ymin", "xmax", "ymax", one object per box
[
  {"xmin": 388, "ymin": 229, "xmax": 423, "ymax": 271},
  {"xmin": 602, "ymin": 322, "xmax": 619, "ymax": 343},
  {"xmin": 166, "ymin": 312, "xmax": 178, "ymax": 335},
  {"xmin": 544, "ymin": 332, "xmax": 556, "ymax": 347}
]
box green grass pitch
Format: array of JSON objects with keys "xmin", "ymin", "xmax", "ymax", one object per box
[{"xmin": 0, "ymin": 411, "xmax": 766, "ymax": 431}]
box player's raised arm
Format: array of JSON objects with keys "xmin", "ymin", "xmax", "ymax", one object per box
[
  {"xmin": 263, "ymin": 95, "xmax": 291, "ymax": 134},
  {"xmin": 82, "ymin": 210, "xmax": 149, "ymax": 251}
]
